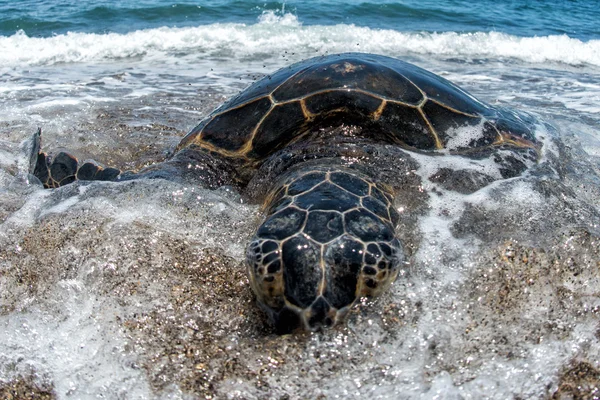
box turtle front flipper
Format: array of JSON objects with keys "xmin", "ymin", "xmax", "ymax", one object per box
[
  {"xmin": 31, "ymin": 131, "xmax": 120, "ymax": 188},
  {"xmin": 30, "ymin": 130, "xmax": 241, "ymax": 189},
  {"xmin": 34, "ymin": 151, "xmax": 120, "ymax": 188},
  {"xmin": 247, "ymin": 168, "xmax": 403, "ymax": 333}
]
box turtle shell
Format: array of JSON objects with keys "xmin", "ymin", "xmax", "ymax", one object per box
[{"xmin": 177, "ymin": 53, "xmax": 538, "ymax": 161}]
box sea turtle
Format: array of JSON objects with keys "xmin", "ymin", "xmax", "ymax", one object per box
[{"xmin": 32, "ymin": 53, "xmax": 540, "ymax": 333}]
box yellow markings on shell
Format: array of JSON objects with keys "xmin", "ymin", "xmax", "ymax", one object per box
[
  {"xmin": 417, "ymin": 107, "xmax": 444, "ymax": 150},
  {"xmin": 300, "ymin": 98, "xmax": 315, "ymax": 119},
  {"xmin": 317, "ymin": 245, "xmax": 327, "ymax": 297},
  {"xmin": 400, "ymin": 72, "xmax": 427, "ymax": 103},
  {"xmin": 237, "ymin": 96, "xmax": 277, "ymax": 157},
  {"xmin": 371, "ymin": 100, "xmax": 387, "ymax": 121},
  {"xmin": 427, "ymin": 98, "xmax": 480, "ymax": 118},
  {"xmin": 187, "ymin": 137, "xmax": 251, "ymax": 161},
  {"xmin": 397, "ymin": 73, "xmax": 482, "ymax": 151},
  {"xmin": 187, "ymin": 84, "xmax": 434, "ymax": 158},
  {"xmin": 494, "ymin": 131, "xmax": 539, "ymax": 149},
  {"xmin": 488, "ymin": 127, "xmax": 541, "ymax": 159}
]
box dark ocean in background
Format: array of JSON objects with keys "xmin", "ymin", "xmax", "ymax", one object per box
[
  {"xmin": 1, "ymin": 0, "xmax": 599, "ymax": 71},
  {"xmin": 1, "ymin": 0, "xmax": 599, "ymax": 39}
]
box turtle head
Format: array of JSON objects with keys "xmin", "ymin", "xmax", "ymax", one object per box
[{"xmin": 246, "ymin": 168, "xmax": 403, "ymax": 333}]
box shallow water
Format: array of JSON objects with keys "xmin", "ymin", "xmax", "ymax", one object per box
[{"xmin": 1, "ymin": 3, "xmax": 600, "ymax": 400}]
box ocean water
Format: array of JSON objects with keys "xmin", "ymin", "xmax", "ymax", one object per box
[
  {"xmin": 1, "ymin": 1, "xmax": 600, "ymax": 399},
  {"xmin": 1, "ymin": 0, "xmax": 599, "ymax": 39}
]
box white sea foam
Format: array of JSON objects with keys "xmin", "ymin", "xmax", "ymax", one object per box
[
  {"xmin": 0, "ymin": 296, "xmax": 155, "ymax": 399},
  {"xmin": 444, "ymin": 121, "xmax": 488, "ymax": 151},
  {"xmin": 1, "ymin": 14, "xmax": 600, "ymax": 69}
]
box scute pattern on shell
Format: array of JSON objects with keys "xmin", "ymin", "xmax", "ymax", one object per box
[{"xmin": 178, "ymin": 53, "xmax": 539, "ymax": 164}]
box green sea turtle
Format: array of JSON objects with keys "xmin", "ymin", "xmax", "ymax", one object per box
[{"xmin": 32, "ymin": 53, "xmax": 540, "ymax": 332}]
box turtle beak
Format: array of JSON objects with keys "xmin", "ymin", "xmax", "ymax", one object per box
[{"xmin": 305, "ymin": 296, "xmax": 335, "ymax": 329}]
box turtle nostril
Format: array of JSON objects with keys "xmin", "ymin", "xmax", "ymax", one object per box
[{"xmin": 324, "ymin": 317, "xmax": 334, "ymax": 327}]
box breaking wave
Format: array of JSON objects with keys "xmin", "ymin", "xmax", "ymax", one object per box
[{"xmin": 1, "ymin": 12, "xmax": 599, "ymax": 68}]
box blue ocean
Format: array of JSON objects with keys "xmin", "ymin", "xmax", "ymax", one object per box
[
  {"xmin": 2, "ymin": 0, "xmax": 600, "ymax": 69},
  {"xmin": 1, "ymin": 1, "xmax": 599, "ymax": 399},
  {"xmin": 1, "ymin": 0, "xmax": 599, "ymax": 39}
]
